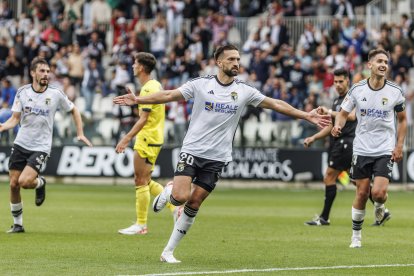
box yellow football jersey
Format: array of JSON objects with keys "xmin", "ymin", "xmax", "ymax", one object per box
[{"xmin": 135, "ymin": 79, "xmax": 164, "ymax": 145}]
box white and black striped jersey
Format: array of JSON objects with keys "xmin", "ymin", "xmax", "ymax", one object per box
[
  {"xmin": 11, "ymin": 84, "xmax": 74, "ymax": 154},
  {"xmin": 341, "ymin": 79, "xmax": 405, "ymax": 156},
  {"xmin": 179, "ymin": 75, "xmax": 265, "ymax": 162}
]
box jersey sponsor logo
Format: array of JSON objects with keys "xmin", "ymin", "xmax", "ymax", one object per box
[
  {"xmin": 204, "ymin": 101, "xmax": 238, "ymax": 114},
  {"xmin": 382, "ymin": 97, "xmax": 388, "ymax": 105},
  {"xmin": 24, "ymin": 106, "xmax": 50, "ymax": 116},
  {"xmin": 231, "ymin": 91, "xmax": 238, "ymax": 101},
  {"xmin": 360, "ymin": 108, "xmax": 389, "ymax": 118}
]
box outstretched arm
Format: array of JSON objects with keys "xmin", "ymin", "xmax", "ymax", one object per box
[
  {"xmin": 70, "ymin": 106, "xmax": 92, "ymax": 146},
  {"xmin": 0, "ymin": 112, "xmax": 21, "ymax": 132},
  {"xmin": 113, "ymin": 87, "xmax": 185, "ymax": 106},
  {"xmin": 258, "ymin": 97, "xmax": 331, "ymax": 128}
]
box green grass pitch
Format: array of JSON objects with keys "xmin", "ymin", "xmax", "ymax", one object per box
[{"xmin": 0, "ymin": 182, "xmax": 413, "ymax": 275}]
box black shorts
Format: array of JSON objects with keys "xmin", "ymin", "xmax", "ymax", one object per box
[
  {"xmin": 328, "ymin": 139, "xmax": 353, "ymax": 171},
  {"xmin": 174, "ymin": 152, "xmax": 226, "ymax": 193},
  {"xmin": 350, "ymin": 155, "xmax": 393, "ymax": 180},
  {"xmin": 8, "ymin": 144, "xmax": 49, "ymax": 174}
]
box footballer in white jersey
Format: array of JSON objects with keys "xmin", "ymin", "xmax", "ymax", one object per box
[
  {"xmin": 341, "ymin": 79, "xmax": 405, "ymax": 157},
  {"xmin": 332, "ymin": 48, "xmax": 407, "ymax": 249},
  {"xmin": 11, "ymin": 84, "xmax": 74, "ymax": 154},
  {"xmin": 114, "ymin": 44, "xmax": 331, "ymax": 263},
  {"xmin": 0, "ymin": 57, "xmax": 91, "ymax": 233}
]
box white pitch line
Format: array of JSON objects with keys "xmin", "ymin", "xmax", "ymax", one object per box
[{"xmin": 137, "ymin": 263, "xmax": 414, "ymax": 276}]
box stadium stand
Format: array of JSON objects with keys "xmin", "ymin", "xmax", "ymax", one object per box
[{"xmin": 0, "ymin": 0, "xmax": 413, "ymax": 150}]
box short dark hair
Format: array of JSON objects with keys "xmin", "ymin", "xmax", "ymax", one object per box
[
  {"xmin": 134, "ymin": 52, "xmax": 156, "ymax": 74},
  {"xmin": 30, "ymin": 57, "xmax": 49, "ymax": 72},
  {"xmin": 213, "ymin": 44, "xmax": 239, "ymax": 61},
  {"xmin": 368, "ymin": 48, "xmax": 390, "ymax": 61},
  {"xmin": 333, "ymin": 68, "xmax": 349, "ymax": 78}
]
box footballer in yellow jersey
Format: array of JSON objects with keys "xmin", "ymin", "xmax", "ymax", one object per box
[
  {"xmin": 134, "ymin": 79, "xmax": 164, "ymax": 169},
  {"xmin": 115, "ymin": 53, "xmax": 179, "ymax": 235}
]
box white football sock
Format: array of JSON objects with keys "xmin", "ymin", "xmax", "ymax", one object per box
[
  {"xmin": 11, "ymin": 202, "xmax": 23, "ymax": 226},
  {"xmin": 163, "ymin": 212, "xmax": 195, "ymax": 254},
  {"xmin": 35, "ymin": 177, "xmax": 44, "ymax": 189}
]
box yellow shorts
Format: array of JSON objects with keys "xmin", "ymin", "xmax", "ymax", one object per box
[{"xmin": 134, "ymin": 140, "xmax": 162, "ymax": 171}]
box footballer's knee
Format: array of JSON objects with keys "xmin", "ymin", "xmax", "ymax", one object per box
[
  {"xmin": 134, "ymin": 175, "xmax": 150, "ymax": 187},
  {"xmin": 324, "ymin": 171, "xmax": 337, "ymax": 184},
  {"xmin": 355, "ymin": 189, "xmax": 370, "ymax": 202},
  {"xmin": 10, "ymin": 180, "xmax": 20, "ymax": 193},
  {"xmin": 171, "ymin": 191, "xmax": 190, "ymax": 205},
  {"xmin": 18, "ymin": 176, "xmax": 35, "ymax": 189},
  {"xmin": 371, "ymin": 189, "xmax": 387, "ymax": 203}
]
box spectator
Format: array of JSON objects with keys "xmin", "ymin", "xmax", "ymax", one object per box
[
  {"xmin": 193, "ymin": 16, "xmax": 212, "ymax": 60},
  {"xmin": 270, "ymin": 15, "xmax": 290, "ymax": 49},
  {"xmin": 164, "ymin": 0, "xmax": 185, "ymax": 44},
  {"xmin": 63, "ymin": 0, "xmax": 84, "ymax": 22},
  {"xmin": 324, "ymin": 44, "xmax": 346, "ymax": 69},
  {"xmin": 5, "ymin": 47, "xmax": 24, "ymax": 88},
  {"xmin": 390, "ymin": 44, "xmax": 413, "ymax": 78},
  {"xmin": 110, "ymin": 61, "xmax": 131, "ymax": 92},
  {"xmin": 0, "ymin": 77, "xmax": 17, "ymax": 144},
  {"xmin": 206, "ymin": 11, "xmax": 234, "ymax": 47},
  {"xmin": 90, "ymin": 0, "xmax": 112, "ymax": 25},
  {"xmin": 182, "ymin": 0, "xmax": 198, "ymax": 28},
  {"xmin": 86, "ymin": 31, "xmax": 105, "ymax": 63},
  {"xmin": 62, "ymin": 76, "xmax": 77, "ymax": 101},
  {"xmin": 283, "ymin": 0, "xmax": 313, "ymax": 17},
  {"xmin": 333, "ymin": 0, "xmax": 354, "ymax": 20},
  {"xmin": 242, "ymin": 30, "xmax": 262, "ymax": 54},
  {"xmin": 59, "ymin": 19, "xmax": 75, "ymax": 47},
  {"xmin": 67, "ymin": 43, "xmax": 84, "ymax": 88},
  {"xmin": 150, "ymin": 13, "xmax": 168, "ymax": 59},
  {"xmin": 297, "ymin": 22, "xmax": 322, "ymax": 55},
  {"xmin": 81, "ymin": 58, "xmax": 104, "ymax": 117},
  {"xmin": 0, "ymin": 0, "xmax": 13, "ymax": 21},
  {"xmin": 316, "ymin": 0, "xmax": 332, "ymax": 16}
]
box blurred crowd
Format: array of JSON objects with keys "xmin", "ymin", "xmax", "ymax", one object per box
[{"xmin": 0, "ymin": 0, "xmax": 413, "ymax": 148}]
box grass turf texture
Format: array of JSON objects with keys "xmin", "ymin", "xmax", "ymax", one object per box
[{"xmin": 0, "ymin": 183, "xmax": 413, "ymax": 275}]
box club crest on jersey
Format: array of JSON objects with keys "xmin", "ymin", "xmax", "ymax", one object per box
[
  {"xmin": 382, "ymin": 98, "xmax": 388, "ymax": 105},
  {"xmin": 177, "ymin": 162, "xmax": 185, "ymax": 172},
  {"xmin": 45, "ymin": 98, "xmax": 51, "ymax": 105},
  {"xmin": 205, "ymin": 102, "xmax": 214, "ymax": 111},
  {"xmin": 230, "ymin": 91, "xmax": 238, "ymax": 101},
  {"xmin": 360, "ymin": 109, "xmax": 367, "ymax": 116}
]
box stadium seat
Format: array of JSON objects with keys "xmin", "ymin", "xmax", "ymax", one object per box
[
  {"xmin": 75, "ymin": 97, "xmax": 86, "ymax": 114},
  {"xmin": 97, "ymin": 118, "xmax": 119, "ymax": 144}
]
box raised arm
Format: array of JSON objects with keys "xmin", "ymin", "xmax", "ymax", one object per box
[
  {"xmin": 0, "ymin": 112, "xmax": 21, "ymax": 132},
  {"xmin": 113, "ymin": 87, "xmax": 185, "ymax": 106},
  {"xmin": 258, "ymin": 97, "xmax": 331, "ymax": 128},
  {"xmin": 70, "ymin": 106, "xmax": 92, "ymax": 146}
]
